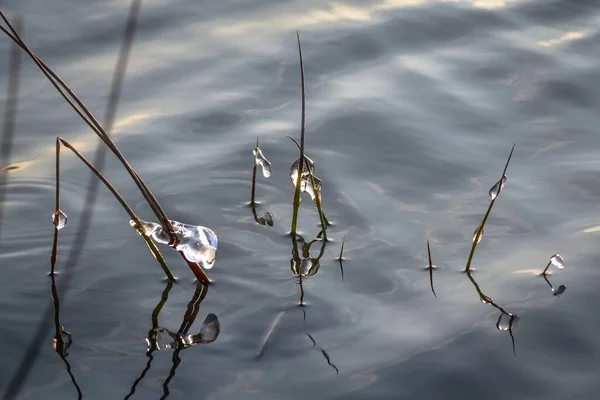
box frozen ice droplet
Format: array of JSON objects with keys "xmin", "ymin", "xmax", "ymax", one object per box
[
  {"xmin": 51, "ymin": 210, "xmax": 67, "ymax": 230},
  {"xmin": 170, "ymin": 220, "xmax": 218, "ymax": 269},
  {"xmin": 131, "ymin": 218, "xmax": 218, "ymax": 269},
  {"xmin": 473, "ymin": 226, "xmax": 484, "ymax": 244},
  {"xmin": 289, "ymin": 156, "xmax": 322, "ymax": 201},
  {"xmin": 496, "ymin": 313, "xmax": 520, "ymax": 331},
  {"xmin": 489, "ymin": 175, "xmax": 507, "ymax": 200},
  {"xmin": 253, "ymin": 147, "xmax": 272, "ymax": 177},
  {"xmin": 550, "ymin": 254, "xmax": 565, "ymax": 270}
]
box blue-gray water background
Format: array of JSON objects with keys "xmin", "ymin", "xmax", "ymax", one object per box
[{"xmin": 1, "ymin": 0, "xmax": 600, "ymax": 399}]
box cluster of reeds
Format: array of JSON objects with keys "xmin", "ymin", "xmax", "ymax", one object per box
[
  {"xmin": 0, "ymin": 9, "xmax": 214, "ymax": 284},
  {"xmin": 425, "ymin": 144, "xmax": 567, "ymax": 355}
]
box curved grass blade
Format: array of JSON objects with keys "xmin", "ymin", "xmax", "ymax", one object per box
[
  {"xmin": 465, "ymin": 144, "xmax": 515, "ymax": 272},
  {"xmin": 290, "ymin": 31, "xmax": 305, "ymax": 236}
]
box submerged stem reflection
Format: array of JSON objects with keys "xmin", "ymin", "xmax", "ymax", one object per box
[
  {"xmin": 466, "ymin": 269, "xmax": 519, "ymax": 355},
  {"xmin": 50, "ymin": 273, "xmax": 82, "ymax": 399}
]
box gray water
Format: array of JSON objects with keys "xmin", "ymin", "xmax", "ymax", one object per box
[{"xmin": 1, "ymin": 0, "xmax": 600, "ymax": 399}]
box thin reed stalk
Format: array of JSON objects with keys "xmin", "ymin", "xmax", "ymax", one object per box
[
  {"xmin": 250, "ymin": 137, "xmax": 258, "ymax": 207},
  {"xmin": 290, "ymin": 31, "xmax": 305, "ymax": 236},
  {"xmin": 464, "ymin": 144, "xmax": 515, "ymax": 272}
]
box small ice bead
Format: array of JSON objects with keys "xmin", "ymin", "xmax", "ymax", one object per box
[
  {"xmin": 472, "ymin": 226, "xmax": 484, "ymax": 244},
  {"xmin": 550, "ymin": 254, "xmax": 565, "ymax": 270},
  {"xmin": 489, "ymin": 175, "xmax": 507, "ymax": 200},
  {"xmin": 51, "ymin": 210, "xmax": 67, "ymax": 230},
  {"xmin": 496, "ymin": 313, "xmax": 520, "ymax": 331},
  {"xmin": 254, "ymin": 147, "xmax": 272, "ymax": 178}
]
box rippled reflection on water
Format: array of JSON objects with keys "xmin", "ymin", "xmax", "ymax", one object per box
[{"xmin": 1, "ymin": 0, "xmax": 600, "ymax": 399}]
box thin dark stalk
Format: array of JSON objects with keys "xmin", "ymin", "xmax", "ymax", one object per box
[
  {"xmin": 427, "ymin": 240, "xmax": 436, "ymax": 298},
  {"xmin": 251, "ymin": 137, "xmax": 258, "ymax": 207},
  {"xmin": 541, "ymin": 261, "xmax": 552, "ymax": 276},
  {"xmin": 50, "ymin": 138, "xmax": 60, "ymax": 274},
  {"xmin": 160, "ymin": 349, "xmax": 181, "ymax": 400},
  {"xmin": 51, "ymin": 274, "xmax": 83, "ymax": 399},
  {"xmin": 0, "ymin": 16, "xmax": 21, "ymax": 240},
  {"xmin": 58, "ymin": 137, "xmax": 175, "ymax": 281},
  {"xmin": 290, "ymin": 32, "xmax": 305, "ymax": 236},
  {"xmin": 464, "ymin": 144, "xmax": 515, "ymax": 272}
]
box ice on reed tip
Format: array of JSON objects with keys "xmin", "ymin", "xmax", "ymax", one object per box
[
  {"xmin": 489, "ymin": 175, "xmax": 507, "ymax": 200},
  {"xmin": 289, "ymin": 156, "xmax": 322, "ymax": 201},
  {"xmin": 253, "ymin": 147, "xmax": 272, "ymax": 178},
  {"xmin": 51, "ymin": 210, "xmax": 68, "ymax": 230},
  {"xmin": 130, "ymin": 219, "xmax": 218, "ymax": 269},
  {"xmin": 550, "ymin": 254, "xmax": 565, "ymax": 270}
]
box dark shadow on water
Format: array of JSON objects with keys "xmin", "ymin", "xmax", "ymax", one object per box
[{"xmin": 0, "ymin": 15, "xmax": 21, "ymax": 241}]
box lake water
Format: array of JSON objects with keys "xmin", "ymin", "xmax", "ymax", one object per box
[{"xmin": 1, "ymin": 0, "xmax": 600, "ymax": 399}]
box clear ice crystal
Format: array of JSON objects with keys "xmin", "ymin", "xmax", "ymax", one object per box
[
  {"xmin": 289, "ymin": 156, "xmax": 322, "ymax": 201},
  {"xmin": 51, "ymin": 209, "xmax": 68, "ymax": 230},
  {"xmin": 496, "ymin": 313, "xmax": 520, "ymax": 331},
  {"xmin": 130, "ymin": 219, "xmax": 218, "ymax": 269},
  {"xmin": 473, "ymin": 226, "xmax": 484, "ymax": 244},
  {"xmin": 550, "ymin": 254, "xmax": 565, "ymax": 270},
  {"xmin": 489, "ymin": 175, "xmax": 507, "ymax": 200},
  {"xmin": 253, "ymin": 147, "xmax": 272, "ymax": 178}
]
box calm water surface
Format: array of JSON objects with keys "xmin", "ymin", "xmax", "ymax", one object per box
[{"xmin": 1, "ymin": 0, "xmax": 600, "ymax": 399}]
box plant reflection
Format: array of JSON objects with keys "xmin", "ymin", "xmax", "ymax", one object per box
[
  {"xmin": 251, "ymin": 204, "xmax": 273, "ymax": 226},
  {"xmin": 125, "ymin": 281, "xmax": 219, "ymax": 399},
  {"xmin": 542, "ymin": 274, "xmax": 566, "ymax": 297},
  {"xmin": 466, "ymin": 269, "xmax": 519, "ymax": 355},
  {"xmin": 290, "ymin": 233, "xmax": 327, "ymax": 306},
  {"xmin": 306, "ymin": 333, "xmax": 339, "ymax": 375},
  {"xmin": 50, "ymin": 273, "xmax": 83, "ymax": 399}
]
